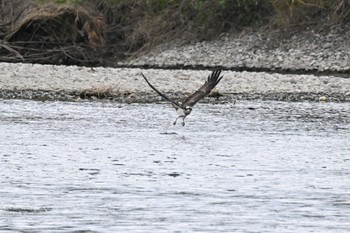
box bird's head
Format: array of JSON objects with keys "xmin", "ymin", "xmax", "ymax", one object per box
[{"xmin": 184, "ymin": 106, "xmax": 192, "ymax": 115}]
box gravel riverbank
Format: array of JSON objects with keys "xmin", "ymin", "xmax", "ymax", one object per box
[
  {"xmin": 0, "ymin": 60, "xmax": 350, "ymax": 102},
  {"xmin": 120, "ymin": 30, "xmax": 350, "ymax": 74},
  {"xmin": 1, "ymin": 30, "xmax": 350, "ymax": 102}
]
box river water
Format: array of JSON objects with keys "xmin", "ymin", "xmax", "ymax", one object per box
[{"xmin": 0, "ymin": 99, "xmax": 349, "ymax": 233}]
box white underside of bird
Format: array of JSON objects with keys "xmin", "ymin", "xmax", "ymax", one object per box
[{"xmin": 176, "ymin": 107, "xmax": 186, "ymax": 117}]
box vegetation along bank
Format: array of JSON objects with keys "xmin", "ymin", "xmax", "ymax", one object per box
[{"xmin": 0, "ymin": 0, "xmax": 350, "ymax": 69}]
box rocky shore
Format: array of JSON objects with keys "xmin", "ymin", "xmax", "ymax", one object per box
[
  {"xmin": 120, "ymin": 28, "xmax": 350, "ymax": 74},
  {"xmin": 1, "ymin": 30, "xmax": 350, "ymax": 102}
]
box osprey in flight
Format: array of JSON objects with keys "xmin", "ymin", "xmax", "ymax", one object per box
[{"xmin": 141, "ymin": 70, "xmax": 223, "ymax": 126}]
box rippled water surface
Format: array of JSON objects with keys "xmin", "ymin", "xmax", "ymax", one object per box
[{"xmin": 1, "ymin": 99, "xmax": 350, "ymax": 233}]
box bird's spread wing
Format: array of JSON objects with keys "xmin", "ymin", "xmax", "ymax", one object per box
[
  {"xmin": 141, "ymin": 73, "xmax": 183, "ymax": 109},
  {"xmin": 181, "ymin": 69, "xmax": 223, "ymax": 107}
]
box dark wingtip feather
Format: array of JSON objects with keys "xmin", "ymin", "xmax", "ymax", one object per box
[
  {"xmin": 217, "ymin": 75, "xmax": 223, "ymax": 84},
  {"xmin": 141, "ymin": 72, "xmax": 147, "ymax": 81},
  {"xmin": 209, "ymin": 69, "xmax": 223, "ymax": 83}
]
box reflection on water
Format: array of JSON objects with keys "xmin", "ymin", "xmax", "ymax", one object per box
[{"xmin": 0, "ymin": 99, "xmax": 349, "ymax": 232}]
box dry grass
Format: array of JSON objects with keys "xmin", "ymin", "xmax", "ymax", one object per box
[
  {"xmin": 208, "ymin": 88, "xmax": 224, "ymax": 98},
  {"xmin": 1, "ymin": 2, "xmax": 106, "ymax": 65},
  {"xmin": 79, "ymin": 85, "xmax": 121, "ymax": 99},
  {"xmin": 6, "ymin": 4, "xmax": 105, "ymax": 45}
]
